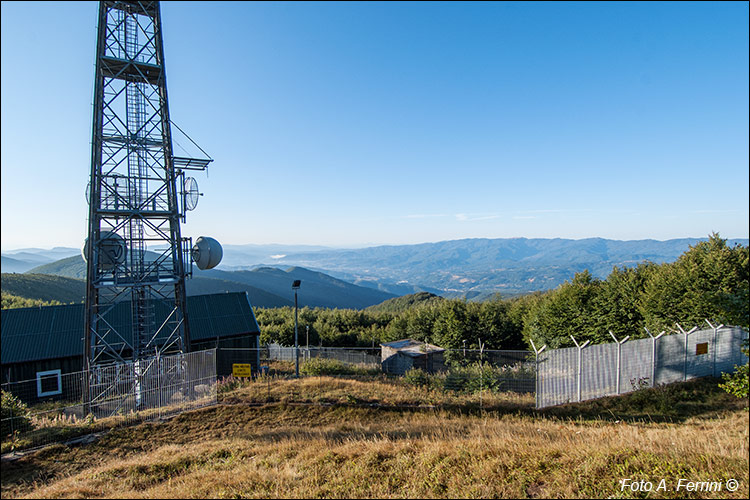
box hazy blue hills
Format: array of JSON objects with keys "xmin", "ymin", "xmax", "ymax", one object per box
[
  {"xmin": 7, "ymin": 237, "xmax": 749, "ymax": 302},
  {"xmin": 195, "ymin": 266, "xmax": 396, "ymax": 309},
  {"xmin": 2, "ymin": 256, "xmax": 40, "ymax": 274},
  {"xmin": 1, "ymin": 247, "xmax": 79, "ymax": 273},
  {"xmin": 0, "ymin": 272, "xmax": 292, "ymax": 309},
  {"xmin": 264, "ymin": 237, "xmax": 750, "ymax": 294},
  {"xmin": 14, "ymin": 256, "xmax": 396, "ymax": 309}
]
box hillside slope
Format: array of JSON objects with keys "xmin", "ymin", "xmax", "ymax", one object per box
[
  {"xmin": 197, "ymin": 266, "xmax": 396, "ymax": 309},
  {"xmin": 0, "ymin": 273, "xmax": 293, "ymax": 308},
  {"xmin": 26, "ymin": 255, "xmax": 86, "ymax": 279},
  {"xmin": 366, "ymin": 291, "xmax": 445, "ymax": 313},
  {"xmin": 0, "ymin": 273, "xmax": 86, "ymax": 304},
  {"xmin": 22, "ymin": 257, "xmax": 396, "ymax": 309},
  {"xmin": 186, "ymin": 277, "xmax": 292, "ymax": 308}
]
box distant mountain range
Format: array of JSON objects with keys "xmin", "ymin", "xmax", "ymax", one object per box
[
  {"xmin": 1, "ymin": 247, "xmax": 79, "ymax": 273},
  {"xmin": 3, "ymin": 237, "xmax": 748, "ymax": 303},
  {"xmin": 2, "ymin": 255, "xmax": 396, "ymax": 309},
  {"xmin": 235, "ymin": 237, "xmax": 749, "ymax": 295}
]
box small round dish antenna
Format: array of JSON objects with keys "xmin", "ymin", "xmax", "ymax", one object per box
[{"xmin": 185, "ymin": 177, "xmax": 200, "ymax": 211}]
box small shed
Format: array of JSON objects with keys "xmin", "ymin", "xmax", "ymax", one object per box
[{"xmin": 380, "ymin": 339, "xmax": 446, "ymax": 375}]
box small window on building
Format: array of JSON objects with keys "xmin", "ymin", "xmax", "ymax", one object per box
[
  {"xmin": 695, "ymin": 342, "xmax": 709, "ymax": 356},
  {"xmin": 36, "ymin": 369, "xmax": 62, "ymax": 397}
]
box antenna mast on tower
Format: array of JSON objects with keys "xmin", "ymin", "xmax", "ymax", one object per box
[{"xmin": 83, "ymin": 0, "xmax": 213, "ymax": 371}]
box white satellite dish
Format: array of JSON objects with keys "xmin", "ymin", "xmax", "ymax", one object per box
[{"xmin": 191, "ymin": 236, "xmax": 222, "ymax": 270}]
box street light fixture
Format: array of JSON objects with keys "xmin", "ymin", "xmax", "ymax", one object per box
[{"xmin": 292, "ymin": 280, "xmax": 301, "ymax": 377}]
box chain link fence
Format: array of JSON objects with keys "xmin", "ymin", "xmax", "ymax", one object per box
[
  {"xmin": 266, "ymin": 344, "xmax": 381, "ymax": 366},
  {"xmin": 216, "ymin": 346, "xmax": 536, "ymax": 396},
  {"xmin": 1, "ymin": 349, "xmax": 216, "ymax": 452}
]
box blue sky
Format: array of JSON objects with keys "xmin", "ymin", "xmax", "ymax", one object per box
[{"xmin": 1, "ymin": 1, "xmax": 748, "ymax": 251}]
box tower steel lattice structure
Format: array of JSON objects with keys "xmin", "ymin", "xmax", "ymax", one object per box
[{"xmin": 84, "ymin": 0, "xmax": 209, "ymax": 372}]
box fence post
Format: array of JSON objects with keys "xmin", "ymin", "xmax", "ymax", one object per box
[
  {"xmin": 609, "ymin": 331, "xmax": 630, "ymax": 395},
  {"xmin": 156, "ymin": 348, "xmax": 162, "ymax": 420},
  {"xmin": 478, "ymin": 338, "xmax": 484, "ymax": 410},
  {"xmin": 9, "ymin": 403, "xmax": 14, "ymax": 441},
  {"xmin": 570, "ymin": 335, "xmax": 590, "ymax": 403},
  {"xmin": 676, "ymin": 323, "xmax": 698, "ymax": 382},
  {"xmin": 645, "ymin": 327, "xmax": 665, "ymax": 388},
  {"xmin": 530, "ymin": 339, "xmax": 547, "ymax": 409},
  {"xmin": 705, "ymin": 320, "xmax": 724, "ymax": 378}
]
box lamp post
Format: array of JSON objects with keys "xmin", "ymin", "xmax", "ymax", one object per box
[
  {"xmin": 292, "ymin": 280, "xmax": 301, "ymax": 377},
  {"xmin": 306, "ymin": 325, "xmax": 310, "ymax": 360}
]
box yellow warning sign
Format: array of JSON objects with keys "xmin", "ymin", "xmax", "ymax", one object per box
[
  {"xmin": 695, "ymin": 343, "xmax": 708, "ymax": 356},
  {"xmin": 232, "ymin": 363, "xmax": 253, "ymax": 377}
]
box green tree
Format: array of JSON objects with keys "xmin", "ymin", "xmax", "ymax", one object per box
[
  {"xmin": 593, "ymin": 263, "xmax": 654, "ymax": 339},
  {"xmin": 719, "ymin": 339, "xmax": 749, "ymax": 400},
  {"xmin": 477, "ymin": 298, "xmax": 524, "ymax": 349},
  {"xmin": 432, "ymin": 300, "xmax": 476, "ymax": 349},
  {"xmin": 641, "ymin": 234, "xmax": 749, "ymax": 331},
  {"xmin": 522, "ymin": 270, "xmax": 605, "ymax": 348}
]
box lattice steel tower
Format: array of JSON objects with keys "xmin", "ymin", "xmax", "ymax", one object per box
[{"xmin": 84, "ymin": 0, "xmax": 210, "ymax": 370}]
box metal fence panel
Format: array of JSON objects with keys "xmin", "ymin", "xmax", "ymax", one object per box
[
  {"xmin": 686, "ymin": 329, "xmax": 714, "ymax": 379},
  {"xmin": 581, "ymin": 342, "xmax": 617, "ymax": 399},
  {"xmin": 654, "ymin": 332, "xmax": 686, "ymax": 386},
  {"xmin": 716, "ymin": 327, "xmax": 749, "ymax": 374},
  {"xmin": 537, "ymin": 346, "xmax": 577, "ymax": 407},
  {"xmin": 2, "ymin": 349, "xmax": 216, "ymax": 451},
  {"xmin": 619, "ymin": 338, "xmax": 653, "ymax": 393}
]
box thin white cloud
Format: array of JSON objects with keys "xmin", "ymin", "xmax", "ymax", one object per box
[{"xmin": 455, "ymin": 213, "xmax": 502, "ymax": 222}]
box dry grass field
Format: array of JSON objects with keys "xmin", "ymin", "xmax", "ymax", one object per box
[{"xmin": 1, "ymin": 375, "xmax": 748, "ymax": 499}]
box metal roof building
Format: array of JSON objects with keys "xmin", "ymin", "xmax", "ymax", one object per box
[
  {"xmin": 380, "ymin": 339, "xmax": 446, "ymax": 375},
  {"xmin": 1, "ymin": 292, "xmax": 261, "ymax": 385}
]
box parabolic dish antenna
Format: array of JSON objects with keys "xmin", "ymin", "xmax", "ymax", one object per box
[{"xmin": 185, "ymin": 177, "xmax": 200, "ymax": 211}]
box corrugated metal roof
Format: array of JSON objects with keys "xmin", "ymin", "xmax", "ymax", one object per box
[
  {"xmin": 380, "ymin": 338, "xmax": 444, "ymax": 357},
  {"xmin": 1, "ymin": 292, "xmax": 260, "ymax": 365}
]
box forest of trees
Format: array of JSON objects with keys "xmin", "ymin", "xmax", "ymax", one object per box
[
  {"xmin": 1, "ymin": 292, "xmax": 61, "ymax": 309},
  {"xmin": 256, "ymin": 234, "xmax": 749, "ymax": 351}
]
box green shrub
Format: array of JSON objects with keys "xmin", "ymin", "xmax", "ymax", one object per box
[
  {"xmin": 217, "ymin": 376, "xmax": 248, "ymax": 394},
  {"xmin": 440, "ymin": 362, "xmax": 535, "ymax": 394},
  {"xmin": 301, "ymin": 357, "xmax": 380, "ymax": 377},
  {"xmin": 403, "ymin": 368, "xmax": 430, "ymax": 387},
  {"xmin": 719, "ymin": 339, "xmax": 749, "ymax": 400},
  {"xmin": 301, "ymin": 358, "xmax": 348, "ymax": 376},
  {"xmin": 1, "ymin": 390, "xmax": 34, "ymax": 437}
]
